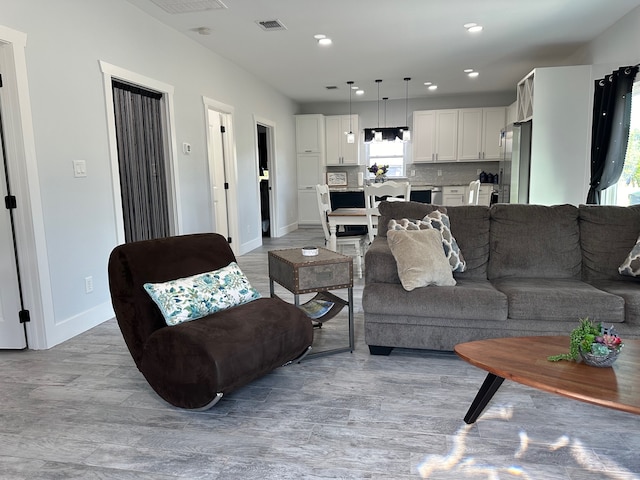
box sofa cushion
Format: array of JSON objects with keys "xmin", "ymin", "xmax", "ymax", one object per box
[
  {"xmin": 363, "ymin": 278, "xmax": 508, "ymax": 321},
  {"xmin": 619, "ymin": 234, "xmax": 640, "ymax": 277},
  {"xmin": 377, "ymin": 201, "xmax": 444, "ymax": 238},
  {"xmin": 491, "ymin": 277, "xmax": 625, "ymax": 323},
  {"xmin": 388, "ymin": 210, "xmax": 466, "ymax": 272},
  {"xmin": 144, "ymin": 262, "xmax": 261, "ymax": 326},
  {"xmin": 588, "ymin": 280, "xmax": 640, "ymax": 324},
  {"xmin": 364, "ymin": 237, "xmax": 399, "ymax": 284},
  {"xmin": 579, "ymin": 205, "xmax": 640, "ymax": 282},
  {"xmin": 387, "ymin": 229, "xmax": 456, "ymax": 291},
  {"xmin": 446, "ymin": 206, "xmax": 491, "ymax": 279},
  {"xmin": 488, "ymin": 204, "xmax": 581, "ymax": 279}
]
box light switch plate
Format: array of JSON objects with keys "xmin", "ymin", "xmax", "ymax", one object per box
[{"xmin": 73, "ymin": 160, "xmax": 87, "ymax": 178}]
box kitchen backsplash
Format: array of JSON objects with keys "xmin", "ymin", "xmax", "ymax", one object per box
[{"xmin": 326, "ymin": 161, "xmax": 500, "ymax": 188}]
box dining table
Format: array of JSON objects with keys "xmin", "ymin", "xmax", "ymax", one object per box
[{"xmin": 327, "ymin": 208, "xmax": 375, "ymax": 251}]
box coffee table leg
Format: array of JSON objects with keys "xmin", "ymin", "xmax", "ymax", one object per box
[{"xmin": 463, "ymin": 373, "xmax": 505, "ymax": 424}]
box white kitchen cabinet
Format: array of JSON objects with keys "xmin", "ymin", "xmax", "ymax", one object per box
[
  {"xmin": 297, "ymin": 189, "xmax": 320, "ymax": 225},
  {"xmin": 297, "ymin": 153, "xmax": 324, "ymax": 225},
  {"xmin": 325, "ymin": 115, "xmax": 360, "ymax": 165},
  {"xmin": 478, "ymin": 184, "xmax": 495, "ymax": 206},
  {"xmin": 295, "ymin": 114, "xmax": 324, "ymax": 153},
  {"xmin": 412, "ymin": 110, "xmax": 458, "ymax": 162},
  {"xmin": 457, "ymin": 107, "xmax": 506, "ymax": 161},
  {"xmin": 442, "ymin": 186, "xmax": 466, "ymax": 206},
  {"xmin": 296, "ymin": 115, "xmax": 325, "ymax": 225}
]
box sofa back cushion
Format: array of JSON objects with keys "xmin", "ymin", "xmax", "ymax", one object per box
[
  {"xmin": 579, "ymin": 205, "xmax": 640, "ymax": 282},
  {"xmin": 377, "ymin": 201, "xmax": 443, "ymax": 238},
  {"xmin": 446, "ymin": 206, "xmax": 491, "ymax": 279},
  {"xmin": 488, "ymin": 204, "xmax": 581, "ymax": 280}
]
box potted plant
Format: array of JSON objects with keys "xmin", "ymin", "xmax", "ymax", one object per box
[{"xmin": 548, "ymin": 318, "xmax": 623, "ymax": 367}]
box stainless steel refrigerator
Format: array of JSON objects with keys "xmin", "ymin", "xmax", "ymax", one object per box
[{"xmin": 498, "ymin": 120, "xmax": 532, "ymax": 204}]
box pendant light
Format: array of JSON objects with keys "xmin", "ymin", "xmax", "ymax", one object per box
[
  {"xmin": 374, "ymin": 79, "xmax": 382, "ymax": 142},
  {"xmin": 346, "ymin": 81, "xmax": 355, "ymax": 144},
  {"xmin": 402, "ymin": 77, "xmax": 411, "ymax": 142}
]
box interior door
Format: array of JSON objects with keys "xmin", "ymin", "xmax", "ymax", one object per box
[
  {"xmin": 208, "ymin": 110, "xmax": 229, "ymax": 239},
  {"xmin": 0, "ymin": 99, "xmax": 26, "ymax": 349}
]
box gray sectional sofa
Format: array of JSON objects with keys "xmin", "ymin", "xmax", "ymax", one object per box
[{"xmin": 363, "ymin": 201, "xmax": 640, "ymax": 354}]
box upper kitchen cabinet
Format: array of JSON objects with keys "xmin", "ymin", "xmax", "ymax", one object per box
[
  {"xmin": 457, "ymin": 107, "xmax": 506, "ymax": 161},
  {"xmin": 412, "ymin": 110, "xmax": 458, "ymax": 162},
  {"xmin": 325, "ymin": 115, "xmax": 360, "ymax": 165},
  {"xmin": 296, "ymin": 114, "xmax": 325, "ymax": 153}
]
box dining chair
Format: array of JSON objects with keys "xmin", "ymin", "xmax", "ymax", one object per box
[
  {"xmin": 364, "ymin": 181, "xmax": 411, "ymax": 243},
  {"xmin": 468, "ymin": 180, "xmax": 481, "ymax": 205},
  {"xmin": 316, "ymin": 184, "xmax": 367, "ymax": 278}
]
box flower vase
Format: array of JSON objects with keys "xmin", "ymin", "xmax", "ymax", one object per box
[{"xmin": 374, "ymin": 175, "xmax": 386, "ymax": 183}]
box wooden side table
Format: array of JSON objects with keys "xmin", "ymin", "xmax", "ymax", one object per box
[{"xmin": 268, "ymin": 247, "xmax": 354, "ymax": 358}]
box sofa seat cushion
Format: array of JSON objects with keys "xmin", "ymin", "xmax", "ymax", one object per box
[
  {"xmin": 588, "ymin": 280, "xmax": 640, "ymax": 324},
  {"xmin": 579, "ymin": 205, "xmax": 640, "ymax": 282},
  {"xmin": 491, "ymin": 278, "xmax": 625, "ymax": 323},
  {"xmin": 140, "ymin": 297, "xmax": 313, "ymax": 409},
  {"xmin": 488, "ymin": 204, "xmax": 581, "ymax": 279},
  {"xmin": 363, "ymin": 279, "xmax": 507, "ymax": 321}
]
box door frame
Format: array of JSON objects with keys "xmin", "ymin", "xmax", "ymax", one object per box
[
  {"xmin": 0, "ymin": 26, "xmax": 52, "ymax": 349},
  {"xmin": 253, "ymin": 115, "xmax": 278, "ymax": 238},
  {"xmin": 203, "ymin": 96, "xmax": 240, "ymax": 255},
  {"xmin": 100, "ymin": 61, "xmax": 182, "ymax": 245}
]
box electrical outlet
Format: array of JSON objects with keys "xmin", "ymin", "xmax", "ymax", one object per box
[
  {"xmin": 85, "ymin": 276, "xmax": 93, "ymax": 294},
  {"xmin": 437, "ymin": 169, "xmax": 442, "ymax": 176},
  {"xmin": 477, "ymin": 169, "xmax": 482, "ymax": 175},
  {"xmin": 410, "ymin": 169, "xmax": 416, "ymax": 177}
]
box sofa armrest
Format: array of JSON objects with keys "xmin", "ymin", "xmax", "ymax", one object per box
[{"xmin": 365, "ymin": 237, "xmax": 400, "ymax": 285}]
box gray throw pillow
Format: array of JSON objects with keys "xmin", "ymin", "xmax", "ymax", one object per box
[{"xmin": 387, "ymin": 229, "xmax": 456, "ymax": 291}]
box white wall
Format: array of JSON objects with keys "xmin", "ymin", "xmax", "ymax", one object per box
[{"xmin": 1, "ymin": 0, "xmax": 298, "ymax": 347}]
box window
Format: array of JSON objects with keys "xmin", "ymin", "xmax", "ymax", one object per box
[
  {"xmin": 366, "ymin": 140, "xmax": 406, "ymax": 178},
  {"xmin": 607, "ymin": 80, "xmax": 640, "ymax": 206}
]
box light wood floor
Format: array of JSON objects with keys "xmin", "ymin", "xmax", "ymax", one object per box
[{"xmin": 1, "ymin": 227, "xmax": 639, "ymax": 479}]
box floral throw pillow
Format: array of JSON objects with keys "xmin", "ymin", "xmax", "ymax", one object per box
[
  {"xmin": 619, "ymin": 235, "xmax": 640, "ymax": 277},
  {"xmin": 144, "ymin": 262, "xmax": 261, "ymax": 326},
  {"xmin": 388, "ymin": 210, "xmax": 466, "ymax": 273}
]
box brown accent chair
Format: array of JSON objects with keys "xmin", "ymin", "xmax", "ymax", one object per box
[{"xmin": 108, "ymin": 233, "xmax": 313, "ymax": 410}]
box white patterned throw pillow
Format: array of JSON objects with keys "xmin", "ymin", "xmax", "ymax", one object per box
[
  {"xmin": 619, "ymin": 234, "xmax": 640, "ymax": 277},
  {"xmin": 388, "ymin": 210, "xmax": 466, "ymax": 273},
  {"xmin": 144, "ymin": 262, "xmax": 261, "ymax": 326}
]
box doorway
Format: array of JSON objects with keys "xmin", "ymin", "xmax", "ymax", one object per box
[
  {"xmin": 257, "ymin": 125, "xmax": 270, "ymax": 237},
  {"xmin": 255, "ymin": 119, "xmax": 276, "ymax": 238},
  {"xmin": 112, "ymin": 80, "xmax": 171, "ymax": 242}
]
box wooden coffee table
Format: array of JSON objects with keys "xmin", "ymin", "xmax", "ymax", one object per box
[{"xmin": 455, "ymin": 336, "xmax": 640, "ymax": 424}]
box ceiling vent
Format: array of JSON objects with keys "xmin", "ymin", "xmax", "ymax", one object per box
[
  {"xmin": 256, "ymin": 19, "xmax": 287, "ymax": 31},
  {"xmin": 149, "ymin": 0, "xmax": 228, "ymax": 14}
]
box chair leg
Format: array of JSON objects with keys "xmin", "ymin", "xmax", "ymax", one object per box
[{"xmin": 354, "ymin": 242, "xmax": 363, "ymax": 279}]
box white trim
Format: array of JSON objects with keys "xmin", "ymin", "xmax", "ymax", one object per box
[
  {"xmin": 99, "ymin": 61, "xmax": 182, "ymax": 244},
  {"xmin": 0, "ymin": 25, "xmax": 53, "ymax": 349},
  {"xmin": 253, "ymin": 115, "xmax": 279, "ymax": 239},
  {"xmin": 202, "ymin": 96, "xmax": 240, "ymax": 255}
]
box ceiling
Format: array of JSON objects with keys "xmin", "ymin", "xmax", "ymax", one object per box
[{"xmin": 125, "ymin": 0, "xmax": 640, "ymax": 104}]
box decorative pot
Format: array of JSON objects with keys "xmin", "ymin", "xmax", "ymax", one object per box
[
  {"xmin": 374, "ymin": 175, "xmax": 387, "ymax": 183},
  {"xmin": 579, "ymin": 347, "xmax": 620, "ymax": 367}
]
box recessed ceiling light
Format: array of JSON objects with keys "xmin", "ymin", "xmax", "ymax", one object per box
[
  {"xmin": 314, "ymin": 34, "xmax": 326, "ymax": 39},
  {"xmin": 318, "ymin": 37, "xmax": 332, "ymax": 46},
  {"xmin": 468, "ymin": 71, "xmax": 480, "ymax": 78},
  {"xmin": 428, "ymin": 85, "xmax": 438, "ymax": 91},
  {"xmin": 355, "ymin": 90, "xmax": 364, "ymax": 95},
  {"xmin": 351, "ymin": 85, "xmax": 358, "ymax": 90},
  {"xmin": 464, "ymin": 22, "xmax": 483, "ymax": 33},
  {"xmin": 463, "ymin": 68, "xmax": 474, "ymax": 73},
  {"xmin": 423, "ymin": 82, "xmax": 433, "ymax": 86}
]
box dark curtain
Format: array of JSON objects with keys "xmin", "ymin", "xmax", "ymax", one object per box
[
  {"xmin": 112, "ymin": 80, "xmax": 170, "ymax": 242},
  {"xmin": 587, "ymin": 65, "xmax": 639, "ymax": 204}
]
